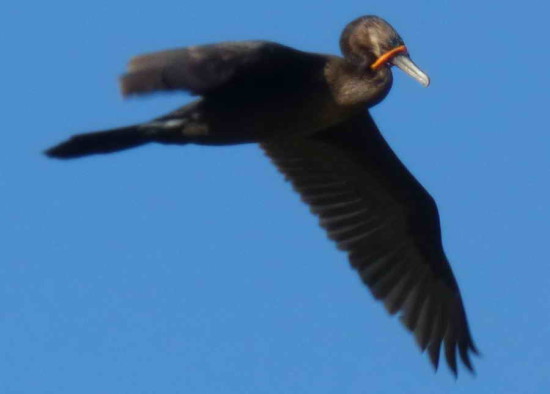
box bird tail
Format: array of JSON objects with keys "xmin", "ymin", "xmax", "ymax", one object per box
[{"xmin": 45, "ymin": 125, "xmax": 153, "ymax": 159}]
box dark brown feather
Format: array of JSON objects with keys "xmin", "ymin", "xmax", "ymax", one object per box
[
  {"xmin": 120, "ymin": 41, "xmax": 327, "ymax": 97},
  {"xmin": 262, "ymin": 111, "xmax": 477, "ymax": 373}
]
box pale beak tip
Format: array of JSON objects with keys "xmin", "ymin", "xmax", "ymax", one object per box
[{"xmin": 421, "ymin": 76, "xmax": 430, "ymax": 88}]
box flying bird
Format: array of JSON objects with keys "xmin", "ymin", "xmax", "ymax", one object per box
[{"xmin": 45, "ymin": 15, "xmax": 478, "ymax": 375}]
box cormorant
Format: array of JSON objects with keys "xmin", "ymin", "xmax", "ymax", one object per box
[{"xmin": 45, "ymin": 15, "xmax": 478, "ymax": 375}]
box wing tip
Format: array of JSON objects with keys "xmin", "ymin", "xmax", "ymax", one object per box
[
  {"xmin": 118, "ymin": 70, "xmax": 161, "ymax": 98},
  {"xmin": 44, "ymin": 139, "xmax": 80, "ymax": 159}
]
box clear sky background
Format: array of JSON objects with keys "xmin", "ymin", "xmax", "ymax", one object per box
[{"xmin": 2, "ymin": 0, "xmax": 549, "ymax": 393}]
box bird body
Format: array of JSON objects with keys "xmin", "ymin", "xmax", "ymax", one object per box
[
  {"xmin": 48, "ymin": 41, "xmax": 394, "ymax": 155},
  {"xmin": 45, "ymin": 16, "xmax": 477, "ymax": 375}
]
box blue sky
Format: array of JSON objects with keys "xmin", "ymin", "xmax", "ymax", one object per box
[{"xmin": 2, "ymin": 0, "xmax": 550, "ymax": 393}]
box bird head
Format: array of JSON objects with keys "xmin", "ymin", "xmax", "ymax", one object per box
[{"xmin": 340, "ymin": 15, "xmax": 430, "ymax": 87}]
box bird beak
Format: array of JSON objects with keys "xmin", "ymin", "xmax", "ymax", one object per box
[{"xmin": 391, "ymin": 55, "xmax": 430, "ymax": 87}]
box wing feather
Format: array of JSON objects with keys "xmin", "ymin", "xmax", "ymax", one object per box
[
  {"xmin": 261, "ymin": 111, "xmax": 478, "ymax": 374},
  {"xmin": 120, "ymin": 41, "xmax": 326, "ymax": 97}
]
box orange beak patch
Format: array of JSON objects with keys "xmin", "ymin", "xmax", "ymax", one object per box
[{"xmin": 370, "ymin": 45, "xmax": 408, "ymax": 70}]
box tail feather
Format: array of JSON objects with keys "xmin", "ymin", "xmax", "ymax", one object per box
[{"xmin": 45, "ymin": 126, "xmax": 151, "ymax": 159}]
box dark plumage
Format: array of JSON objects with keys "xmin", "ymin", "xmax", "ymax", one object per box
[{"xmin": 45, "ymin": 15, "xmax": 478, "ymax": 375}]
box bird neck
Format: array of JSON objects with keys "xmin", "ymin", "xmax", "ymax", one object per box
[{"xmin": 325, "ymin": 57, "xmax": 393, "ymax": 108}]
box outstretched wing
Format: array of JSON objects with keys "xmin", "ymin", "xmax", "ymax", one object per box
[
  {"xmin": 120, "ymin": 41, "xmax": 326, "ymax": 97},
  {"xmin": 261, "ymin": 111, "xmax": 478, "ymax": 375}
]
